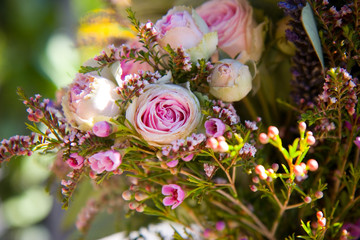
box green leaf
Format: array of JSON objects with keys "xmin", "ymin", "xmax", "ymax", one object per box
[{"xmin": 301, "ymin": 3, "xmax": 325, "ymax": 70}]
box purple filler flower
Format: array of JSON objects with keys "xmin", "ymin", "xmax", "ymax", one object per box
[
  {"xmin": 205, "ymin": 118, "xmax": 226, "ymax": 137},
  {"xmin": 162, "ymin": 184, "xmax": 185, "ymax": 209},
  {"xmin": 66, "ymin": 153, "xmax": 84, "ymax": 169},
  {"xmin": 89, "ymin": 150, "xmax": 121, "ymax": 174},
  {"xmin": 93, "ymin": 121, "xmax": 112, "ymax": 137},
  {"xmin": 354, "ymin": 136, "xmax": 360, "ymax": 149}
]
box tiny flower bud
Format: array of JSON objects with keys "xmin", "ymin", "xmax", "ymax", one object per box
[
  {"xmin": 294, "ymin": 165, "xmax": 305, "ymax": 177},
  {"xmin": 34, "ymin": 109, "xmax": 44, "ymax": 119},
  {"xmin": 299, "ymin": 122, "xmax": 306, "ymax": 132},
  {"xmin": 259, "ymin": 133, "xmax": 269, "ymax": 144},
  {"xmin": 306, "ymin": 131, "xmax": 313, "ymax": 137},
  {"xmin": 252, "ymin": 176, "xmax": 260, "ymax": 183},
  {"xmin": 307, "ymin": 135, "xmax": 316, "ymax": 145},
  {"xmin": 255, "ymin": 165, "xmax": 265, "ymax": 175},
  {"xmin": 268, "ymin": 126, "xmax": 279, "ymax": 139},
  {"xmin": 315, "ymin": 191, "xmax": 323, "ymax": 199},
  {"xmin": 318, "ymin": 217, "xmax": 326, "ymax": 227},
  {"xmin": 89, "ymin": 171, "xmax": 97, "ymax": 179},
  {"xmin": 136, "ymin": 204, "xmax": 145, "ymax": 212},
  {"xmin": 206, "ymin": 137, "xmax": 219, "ymax": 150},
  {"xmin": 93, "ymin": 121, "xmax": 113, "ymax": 137},
  {"xmin": 122, "ymin": 190, "xmax": 132, "ymax": 201},
  {"xmin": 304, "ymin": 196, "xmax": 312, "ymax": 203},
  {"xmin": 128, "ymin": 202, "xmax": 140, "ymax": 210},
  {"xmin": 259, "ymin": 172, "xmax": 268, "ymax": 180},
  {"xmin": 250, "ymin": 185, "xmax": 257, "ymax": 192},
  {"xmin": 307, "ymin": 159, "xmax": 319, "ymax": 171},
  {"xmin": 267, "ymin": 168, "xmax": 274, "ymax": 174},
  {"xmin": 217, "ymin": 140, "xmax": 229, "ymax": 152},
  {"xmin": 316, "ymin": 211, "xmax": 323, "ymax": 219},
  {"xmin": 272, "ymin": 163, "xmax": 279, "ymax": 172},
  {"xmin": 134, "ymin": 192, "xmax": 148, "ymax": 202}
]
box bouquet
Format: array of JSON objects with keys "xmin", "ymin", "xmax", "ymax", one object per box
[{"xmin": 1, "ymin": 0, "xmax": 359, "ymax": 239}]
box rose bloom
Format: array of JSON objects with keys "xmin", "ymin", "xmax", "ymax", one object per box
[
  {"xmin": 62, "ymin": 73, "xmax": 120, "ymax": 131},
  {"xmin": 208, "ymin": 59, "xmax": 253, "ymax": 102},
  {"xmin": 112, "ymin": 40, "xmax": 153, "ymax": 86},
  {"xmin": 89, "ymin": 150, "xmax": 122, "ymax": 174},
  {"xmin": 155, "ymin": 6, "xmax": 218, "ymax": 62},
  {"xmin": 197, "ymin": 0, "xmax": 265, "ymax": 63},
  {"xmin": 126, "ymin": 83, "xmax": 201, "ymax": 146}
]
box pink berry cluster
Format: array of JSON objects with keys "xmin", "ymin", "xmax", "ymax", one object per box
[
  {"xmin": 251, "ymin": 163, "xmax": 280, "ymax": 190},
  {"xmin": 316, "ymin": 211, "xmax": 326, "ymax": 228},
  {"xmin": 206, "ymin": 136, "xmax": 229, "ymax": 153},
  {"xmin": 121, "ymin": 178, "xmax": 151, "ymax": 213}
]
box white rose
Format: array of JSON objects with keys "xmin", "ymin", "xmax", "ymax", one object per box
[
  {"xmin": 209, "ymin": 59, "xmax": 253, "ymax": 102},
  {"xmin": 62, "ymin": 73, "xmax": 120, "ymax": 131}
]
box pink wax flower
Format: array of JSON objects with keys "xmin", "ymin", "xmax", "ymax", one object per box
[
  {"xmin": 155, "ymin": 6, "xmax": 218, "ymax": 62},
  {"xmin": 66, "ymin": 153, "xmax": 84, "ymax": 169},
  {"xmin": 89, "ymin": 150, "xmax": 122, "ymax": 174},
  {"xmin": 126, "ymin": 83, "xmax": 201, "ymax": 146},
  {"xmin": 197, "ymin": 0, "xmax": 265, "ymax": 63},
  {"xmin": 162, "ymin": 184, "xmax": 185, "ymax": 209},
  {"xmin": 92, "ymin": 121, "xmax": 113, "ymax": 137},
  {"xmin": 205, "ymin": 118, "xmax": 226, "ymax": 137},
  {"xmin": 62, "ymin": 73, "xmax": 120, "ymax": 131}
]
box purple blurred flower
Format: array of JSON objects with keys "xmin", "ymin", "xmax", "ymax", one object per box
[
  {"xmin": 205, "ymin": 118, "xmax": 226, "ymax": 137},
  {"xmin": 342, "ymin": 219, "xmax": 360, "ymax": 239},
  {"xmin": 162, "ymin": 184, "xmax": 185, "ymax": 209},
  {"xmin": 354, "ymin": 137, "xmax": 360, "ymax": 149},
  {"xmin": 89, "ymin": 150, "xmax": 122, "ymax": 174},
  {"xmin": 66, "ymin": 153, "xmax": 84, "ymax": 169}
]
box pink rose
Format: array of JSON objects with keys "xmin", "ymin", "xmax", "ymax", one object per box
[
  {"xmin": 155, "ymin": 6, "xmax": 218, "ymax": 62},
  {"xmin": 89, "ymin": 150, "xmax": 122, "ymax": 174},
  {"xmin": 197, "ymin": 0, "xmax": 265, "ymax": 62},
  {"xmin": 62, "ymin": 73, "xmax": 120, "ymax": 131},
  {"xmin": 205, "ymin": 118, "xmax": 226, "ymax": 137},
  {"xmin": 162, "ymin": 184, "xmax": 185, "ymax": 209},
  {"xmin": 126, "ymin": 83, "xmax": 201, "ymax": 146},
  {"xmin": 113, "ymin": 40, "xmax": 153, "ymax": 86}
]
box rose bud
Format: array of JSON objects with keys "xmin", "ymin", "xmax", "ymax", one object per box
[
  {"xmin": 209, "ymin": 59, "xmax": 253, "ymax": 102},
  {"xmin": 155, "ymin": 6, "xmax": 218, "ymax": 62},
  {"xmin": 197, "ymin": 0, "xmax": 265, "ymax": 63},
  {"xmin": 62, "ymin": 73, "xmax": 120, "ymax": 131},
  {"xmin": 92, "ymin": 121, "xmax": 113, "ymax": 137}
]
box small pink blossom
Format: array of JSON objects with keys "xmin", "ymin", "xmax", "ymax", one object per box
[
  {"xmin": 92, "ymin": 121, "xmax": 113, "ymax": 137},
  {"xmin": 205, "ymin": 118, "xmax": 226, "ymax": 137},
  {"xmin": 162, "ymin": 184, "xmax": 185, "ymax": 209},
  {"xmin": 89, "ymin": 150, "xmax": 121, "ymax": 174},
  {"xmin": 66, "ymin": 153, "xmax": 84, "ymax": 169}
]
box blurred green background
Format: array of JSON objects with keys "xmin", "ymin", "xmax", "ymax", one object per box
[{"xmin": 0, "ymin": 0, "xmax": 107, "ymax": 239}]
